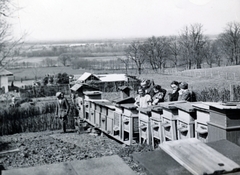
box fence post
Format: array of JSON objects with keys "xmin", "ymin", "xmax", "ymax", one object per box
[{"xmin": 230, "ymin": 84, "xmax": 235, "ymax": 101}]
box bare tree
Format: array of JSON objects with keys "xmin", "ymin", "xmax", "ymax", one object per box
[
  {"xmin": 42, "ymin": 57, "xmax": 57, "ymax": 67},
  {"xmin": 125, "ymin": 41, "xmax": 146, "ymax": 75},
  {"xmin": 58, "ymin": 53, "xmax": 70, "ymax": 66},
  {"xmin": 179, "ymin": 24, "xmax": 207, "ymax": 69},
  {"xmin": 168, "ymin": 36, "xmax": 180, "ymax": 68},
  {"xmin": 218, "ymin": 22, "xmax": 240, "ymax": 65},
  {"xmin": 0, "ymin": 0, "xmax": 25, "ymax": 68},
  {"xmin": 117, "ymin": 57, "xmax": 130, "ymax": 74},
  {"xmin": 141, "ymin": 36, "xmax": 170, "ymax": 73}
]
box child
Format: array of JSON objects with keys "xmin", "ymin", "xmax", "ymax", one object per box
[{"xmin": 134, "ymin": 87, "xmax": 152, "ymax": 108}]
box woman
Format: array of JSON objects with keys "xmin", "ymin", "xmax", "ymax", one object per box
[
  {"xmin": 152, "ymin": 85, "xmax": 166, "ymax": 105},
  {"xmin": 169, "ymin": 81, "xmax": 180, "ymax": 101},
  {"xmin": 178, "ymin": 82, "xmax": 192, "ymax": 101}
]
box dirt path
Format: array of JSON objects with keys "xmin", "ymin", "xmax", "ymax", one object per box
[{"xmin": 0, "ymin": 130, "xmax": 151, "ymax": 175}]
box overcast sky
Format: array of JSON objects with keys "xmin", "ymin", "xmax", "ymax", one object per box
[{"xmin": 11, "ymin": 0, "xmax": 240, "ymax": 42}]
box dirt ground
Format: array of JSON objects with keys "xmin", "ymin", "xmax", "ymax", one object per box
[{"xmin": 0, "ymin": 129, "xmax": 152, "ymax": 175}]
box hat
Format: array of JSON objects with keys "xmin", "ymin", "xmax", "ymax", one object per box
[
  {"xmin": 56, "ymin": 92, "xmax": 61, "ymax": 97},
  {"xmin": 141, "ymin": 79, "xmax": 150, "ymax": 87}
]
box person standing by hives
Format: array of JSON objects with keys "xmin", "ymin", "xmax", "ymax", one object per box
[
  {"xmin": 55, "ymin": 92, "xmax": 70, "ymax": 133},
  {"xmin": 134, "ymin": 87, "xmax": 152, "ymax": 108}
]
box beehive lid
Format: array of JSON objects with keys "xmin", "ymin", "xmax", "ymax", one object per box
[
  {"xmin": 192, "ymin": 102, "xmax": 217, "ymax": 112},
  {"xmin": 151, "ymin": 106, "xmax": 163, "ymax": 113},
  {"xmin": 94, "ymin": 100, "xmax": 115, "ymax": 109},
  {"xmin": 175, "ymin": 102, "xmax": 197, "ymax": 112},
  {"xmin": 120, "ymin": 103, "xmax": 137, "ymax": 110},
  {"xmin": 83, "ymin": 91, "xmax": 102, "ymax": 96},
  {"xmin": 160, "ymin": 138, "xmax": 240, "ymax": 175},
  {"xmin": 208, "ymin": 102, "xmax": 240, "ymax": 110},
  {"xmin": 159, "ymin": 101, "xmax": 187, "ymax": 109}
]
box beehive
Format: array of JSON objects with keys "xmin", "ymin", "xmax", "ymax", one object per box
[
  {"xmin": 139, "ymin": 107, "xmax": 152, "ymax": 145},
  {"xmin": 150, "ymin": 106, "xmax": 163, "ymax": 148},
  {"xmin": 175, "ymin": 102, "xmax": 196, "ymax": 140}
]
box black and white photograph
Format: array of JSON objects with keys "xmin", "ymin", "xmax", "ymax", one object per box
[{"xmin": 1, "ymin": 0, "xmax": 240, "ymax": 174}]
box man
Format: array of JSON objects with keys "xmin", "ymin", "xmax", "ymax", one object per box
[{"xmin": 55, "ymin": 92, "xmax": 70, "ymax": 133}]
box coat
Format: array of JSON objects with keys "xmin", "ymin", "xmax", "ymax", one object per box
[{"xmin": 55, "ymin": 97, "xmax": 70, "ymax": 119}]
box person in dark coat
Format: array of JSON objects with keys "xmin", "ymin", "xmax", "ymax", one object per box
[
  {"xmin": 141, "ymin": 79, "xmax": 155, "ymax": 97},
  {"xmin": 169, "ymin": 81, "xmax": 180, "ymax": 101},
  {"xmin": 55, "ymin": 92, "xmax": 70, "ymax": 133},
  {"xmin": 178, "ymin": 82, "xmax": 192, "ymax": 101}
]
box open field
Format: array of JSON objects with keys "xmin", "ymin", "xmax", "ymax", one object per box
[{"xmin": 8, "ymin": 65, "xmax": 240, "ymax": 94}]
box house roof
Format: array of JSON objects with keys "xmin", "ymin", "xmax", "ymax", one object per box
[
  {"xmin": 70, "ymin": 83, "xmax": 99, "ymax": 92},
  {"xmin": 77, "ymin": 72, "xmax": 99, "ymax": 82},
  {"xmin": 98, "ymin": 74, "xmax": 128, "ymax": 82},
  {"xmin": 0, "ymin": 68, "xmax": 13, "ymax": 76}
]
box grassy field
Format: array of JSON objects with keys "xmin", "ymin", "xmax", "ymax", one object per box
[{"xmin": 8, "ymin": 65, "xmax": 240, "ymax": 94}]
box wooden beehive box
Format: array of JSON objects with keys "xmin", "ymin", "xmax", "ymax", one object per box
[
  {"xmin": 106, "ymin": 105, "xmax": 116, "ymax": 135},
  {"xmin": 208, "ymin": 103, "xmax": 240, "ymax": 146},
  {"xmin": 175, "ymin": 102, "xmax": 197, "ymax": 140},
  {"xmin": 192, "ymin": 102, "xmax": 214, "ymax": 143},
  {"xmin": 151, "ymin": 106, "xmax": 163, "ymax": 148},
  {"xmin": 159, "ymin": 101, "xmax": 186, "ymax": 141},
  {"xmin": 121, "ymin": 103, "xmax": 139, "ymax": 145},
  {"xmin": 139, "ymin": 107, "xmax": 152, "ymax": 145}
]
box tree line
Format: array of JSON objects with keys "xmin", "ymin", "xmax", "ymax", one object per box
[{"xmin": 125, "ymin": 22, "xmax": 240, "ymax": 74}]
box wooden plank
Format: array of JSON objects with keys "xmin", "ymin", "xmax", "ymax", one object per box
[
  {"xmin": 160, "ymin": 138, "xmax": 240, "ymax": 175},
  {"xmin": 0, "ymin": 148, "xmax": 20, "ymax": 155}
]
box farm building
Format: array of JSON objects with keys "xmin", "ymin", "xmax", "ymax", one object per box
[
  {"xmin": 73, "ymin": 72, "xmax": 141, "ymax": 92},
  {"xmin": 0, "ymin": 68, "xmax": 13, "ymax": 93}
]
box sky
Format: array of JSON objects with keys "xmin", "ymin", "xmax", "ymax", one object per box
[{"xmin": 10, "ymin": 0, "xmax": 240, "ymax": 42}]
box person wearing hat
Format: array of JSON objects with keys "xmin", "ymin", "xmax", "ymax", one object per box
[
  {"xmin": 55, "ymin": 92, "xmax": 70, "ymax": 133},
  {"xmin": 178, "ymin": 82, "xmax": 191, "ymax": 101}
]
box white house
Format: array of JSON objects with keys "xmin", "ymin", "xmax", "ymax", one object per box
[{"xmin": 0, "ymin": 68, "xmax": 13, "ymax": 93}]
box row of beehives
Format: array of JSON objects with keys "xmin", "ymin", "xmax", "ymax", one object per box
[{"xmin": 77, "ymin": 92, "xmax": 240, "ymax": 147}]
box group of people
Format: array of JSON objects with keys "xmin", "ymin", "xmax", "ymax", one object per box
[
  {"xmin": 55, "ymin": 79, "xmax": 195, "ymax": 133},
  {"xmin": 134, "ymin": 79, "xmax": 195, "ymax": 108}
]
